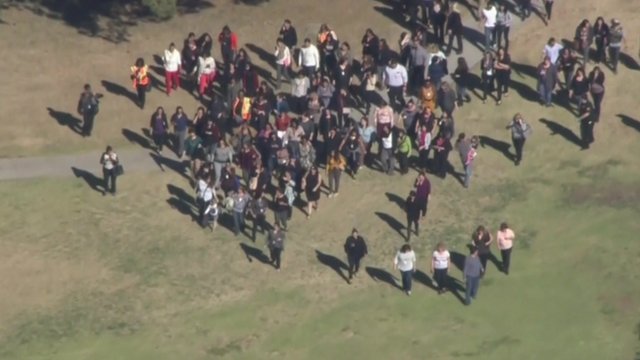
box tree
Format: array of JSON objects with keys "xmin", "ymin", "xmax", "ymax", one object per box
[{"xmin": 142, "ymin": 0, "xmax": 177, "ymax": 19}]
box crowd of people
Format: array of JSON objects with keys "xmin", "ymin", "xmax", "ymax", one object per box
[{"xmin": 82, "ymin": 0, "xmax": 632, "ymax": 303}]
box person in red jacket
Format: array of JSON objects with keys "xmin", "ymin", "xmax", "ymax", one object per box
[{"xmin": 219, "ymin": 25, "xmax": 238, "ymax": 87}]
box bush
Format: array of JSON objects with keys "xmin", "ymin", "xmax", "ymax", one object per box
[{"xmin": 142, "ymin": 0, "xmax": 176, "ymax": 19}]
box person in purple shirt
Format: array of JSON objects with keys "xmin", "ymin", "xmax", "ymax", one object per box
[{"xmin": 413, "ymin": 171, "xmax": 431, "ymax": 220}]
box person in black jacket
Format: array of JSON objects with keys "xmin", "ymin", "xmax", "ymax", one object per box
[
  {"xmin": 77, "ymin": 84, "xmax": 101, "ymax": 137},
  {"xmin": 344, "ymin": 228, "xmax": 368, "ymax": 282},
  {"xmin": 445, "ymin": 3, "xmax": 464, "ymax": 55},
  {"xmin": 279, "ymin": 19, "xmax": 298, "ymax": 51},
  {"xmin": 266, "ymin": 223, "xmax": 285, "ymax": 271},
  {"xmin": 405, "ymin": 191, "xmax": 422, "ymax": 241},
  {"xmin": 249, "ymin": 194, "xmax": 269, "ymax": 242}
]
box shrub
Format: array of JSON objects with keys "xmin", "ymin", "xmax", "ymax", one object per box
[{"xmin": 141, "ymin": 0, "xmax": 176, "ymax": 19}]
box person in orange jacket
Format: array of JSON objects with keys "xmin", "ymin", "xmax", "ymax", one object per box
[{"xmin": 130, "ymin": 58, "xmax": 150, "ymax": 109}]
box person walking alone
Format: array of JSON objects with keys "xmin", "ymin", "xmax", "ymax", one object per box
[
  {"xmin": 431, "ymin": 242, "xmax": 450, "ymax": 294},
  {"xmin": 130, "ymin": 58, "xmax": 150, "ymax": 109},
  {"xmin": 394, "ymin": 244, "xmax": 417, "ymax": 296},
  {"xmin": 463, "ymin": 246, "xmax": 484, "ymax": 305},
  {"xmin": 266, "ymin": 223, "xmax": 285, "ymax": 271},
  {"xmin": 405, "ymin": 190, "xmax": 422, "ymax": 241},
  {"xmin": 506, "ymin": 113, "xmax": 532, "ymax": 166},
  {"xmin": 77, "ymin": 84, "xmax": 101, "ymax": 137},
  {"xmin": 496, "ymin": 222, "xmax": 515, "ymax": 275},
  {"xmin": 344, "ymin": 228, "xmax": 368, "ymax": 283},
  {"xmin": 100, "ymin": 146, "xmax": 119, "ymax": 196}
]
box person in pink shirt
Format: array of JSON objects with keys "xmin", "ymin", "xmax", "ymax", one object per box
[{"xmin": 496, "ymin": 222, "xmax": 515, "ymax": 275}]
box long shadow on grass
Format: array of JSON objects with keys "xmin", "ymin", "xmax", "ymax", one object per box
[
  {"xmin": 122, "ymin": 128, "xmax": 153, "ymax": 150},
  {"xmin": 617, "ymin": 114, "xmax": 640, "ymax": 132},
  {"xmin": 71, "ymin": 167, "xmax": 105, "ymax": 194},
  {"xmin": 315, "ymin": 250, "xmax": 350, "ymax": 284},
  {"xmin": 450, "ymin": 251, "xmax": 466, "ymax": 272},
  {"xmin": 538, "ymin": 118, "xmax": 583, "ymax": 148},
  {"xmin": 101, "ymin": 80, "xmax": 138, "ymax": 106},
  {"xmin": 385, "ymin": 192, "xmax": 405, "ymax": 210},
  {"xmin": 413, "ymin": 270, "xmax": 437, "ymax": 291},
  {"xmin": 479, "ymin": 135, "xmax": 513, "ymax": 162},
  {"xmin": 239, "ymin": 243, "xmax": 272, "ymax": 265},
  {"xmin": 365, "ymin": 266, "xmax": 401, "ymax": 290},
  {"xmin": 47, "ymin": 107, "xmax": 83, "ymax": 136},
  {"xmin": 149, "ymin": 152, "xmax": 190, "ymax": 181},
  {"xmin": 166, "ymin": 184, "xmax": 197, "ymax": 222},
  {"xmin": 375, "ymin": 212, "xmax": 405, "ymax": 238}
]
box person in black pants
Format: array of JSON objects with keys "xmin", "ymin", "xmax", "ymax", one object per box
[
  {"xmin": 472, "ymin": 225, "xmax": 493, "ymax": 276},
  {"xmin": 588, "ymin": 66, "xmax": 605, "ymax": 119},
  {"xmin": 405, "ymin": 191, "xmax": 422, "ymax": 241},
  {"xmin": 77, "ymin": 84, "xmax": 101, "ymax": 137},
  {"xmin": 506, "ymin": 113, "xmax": 531, "ymax": 166},
  {"xmin": 343, "ymin": 228, "xmax": 368, "ymax": 282},
  {"xmin": 578, "ymin": 99, "xmax": 596, "ymax": 150},
  {"xmin": 543, "ymin": 0, "xmax": 554, "ymax": 21},
  {"xmin": 480, "ymin": 52, "xmax": 496, "ymax": 104},
  {"xmin": 445, "ymin": 3, "xmax": 463, "ymax": 55},
  {"xmin": 249, "ymin": 195, "xmax": 269, "ymax": 242},
  {"xmin": 100, "ymin": 146, "xmax": 119, "ymax": 196},
  {"xmin": 273, "ymin": 188, "xmax": 290, "ymax": 231},
  {"xmin": 266, "ymin": 224, "xmax": 285, "ymax": 271},
  {"xmin": 495, "ymin": 48, "xmax": 511, "ymax": 105}
]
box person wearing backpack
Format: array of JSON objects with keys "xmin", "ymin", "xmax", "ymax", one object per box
[
  {"xmin": 77, "ymin": 84, "xmax": 100, "ymax": 137},
  {"xmin": 99, "ymin": 146, "xmax": 119, "ymax": 196}
]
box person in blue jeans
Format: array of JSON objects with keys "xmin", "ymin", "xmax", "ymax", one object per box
[
  {"xmin": 536, "ymin": 56, "xmax": 558, "ymax": 107},
  {"xmin": 231, "ymin": 187, "xmax": 251, "ymax": 236},
  {"xmin": 463, "ymin": 246, "xmax": 484, "ymax": 305},
  {"xmin": 394, "ymin": 244, "xmax": 417, "ymax": 296}
]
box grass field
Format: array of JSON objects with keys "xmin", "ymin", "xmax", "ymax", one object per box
[{"xmin": 1, "ymin": 0, "xmax": 640, "ymax": 359}]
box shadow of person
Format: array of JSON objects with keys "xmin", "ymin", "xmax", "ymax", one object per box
[
  {"xmin": 538, "ymin": 118, "xmax": 583, "ymax": 148},
  {"xmin": 101, "ymin": 80, "xmax": 138, "ymax": 105},
  {"xmin": 617, "ymin": 114, "xmax": 640, "ymax": 132},
  {"xmin": 151, "ymin": 152, "xmax": 189, "ymax": 179},
  {"xmin": 509, "ymin": 78, "xmax": 541, "ymax": 103},
  {"xmin": 166, "ymin": 183, "xmax": 198, "ymax": 222},
  {"xmin": 510, "ymin": 61, "xmax": 539, "ymax": 79},
  {"xmin": 239, "ymin": 242, "xmax": 272, "ymax": 264},
  {"xmin": 245, "ymin": 43, "xmax": 277, "ymax": 70},
  {"xmin": 373, "ymin": 5, "xmax": 409, "ymax": 30},
  {"xmin": 365, "ymin": 266, "xmax": 401, "ymax": 289},
  {"xmin": 385, "ymin": 192, "xmax": 405, "ymax": 210},
  {"xmin": 413, "ymin": 270, "xmax": 437, "ymax": 291},
  {"xmin": 448, "ymin": 277, "xmax": 467, "ymax": 304},
  {"xmin": 479, "ymin": 135, "xmax": 513, "ymax": 161},
  {"xmin": 374, "ymin": 212, "xmax": 406, "ymax": 239},
  {"xmin": 47, "ymin": 108, "xmax": 83, "ymax": 136},
  {"xmin": 71, "ymin": 167, "xmax": 105, "ymax": 194},
  {"xmin": 315, "ymin": 250, "xmax": 350, "ymax": 283},
  {"xmin": 122, "ymin": 128, "xmax": 153, "ymax": 150},
  {"xmin": 618, "ymin": 52, "xmax": 640, "ymax": 71},
  {"xmin": 462, "ymin": 25, "xmax": 486, "ymax": 53},
  {"xmin": 450, "ymin": 251, "xmax": 466, "ymax": 272}
]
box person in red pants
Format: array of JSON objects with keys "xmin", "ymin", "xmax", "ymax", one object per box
[{"xmin": 163, "ymin": 42, "xmax": 182, "ymax": 95}]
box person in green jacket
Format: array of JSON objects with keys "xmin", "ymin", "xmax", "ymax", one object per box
[
  {"xmin": 184, "ymin": 128, "xmax": 203, "ymax": 180},
  {"xmin": 396, "ymin": 129, "xmax": 412, "ymax": 174}
]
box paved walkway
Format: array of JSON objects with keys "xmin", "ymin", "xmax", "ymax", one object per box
[{"xmin": 0, "ymin": 4, "xmax": 532, "ymax": 181}]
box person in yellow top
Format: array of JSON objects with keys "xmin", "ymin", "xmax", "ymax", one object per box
[
  {"xmin": 130, "ymin": 57, "xmax": 150, "ymax": 109},
  {"xmin": 420, "ymin": 79, "xmax": 437, "ymax": 111},
  {"xmin": 326, "ymin": 150, "xmax": 346, "ymax": 198}
]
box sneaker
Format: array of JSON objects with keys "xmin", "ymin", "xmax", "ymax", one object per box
[{"xmin": 407, "ymin": 290, "xmax": 412, "ymax": 296}]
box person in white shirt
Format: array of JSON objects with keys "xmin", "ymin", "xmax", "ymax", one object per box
[
  {"xmin": 383, "ymin": 58, "xmax": 408, "ymax": 111},
  {"xmin": 496, "ymin": 222, "xmax": 515, "ymax": 274},
  {"xmin": 291, "ymin": 71, "xmax": 310, "ymax": 113},
  {"xmin": 196, "ymin": 177, "xmax": 214, "ymax": 227},
  {"xmin": 298, "ymin": 38, "xmax": 320, "ymax": 80},
  {"xmin": 100, "ymin": 145, "xmax": 119, "ymax": 196},
  {"xmin": 431, "ymin": 242, "xmax": 451, "ymax": 294},
  {"xmin": 394, "ymin": 244, "xmax": 416, "ymax": 295},
  {"xmin": 543, "ymin": 37, "xmax": 563, "ymax": 64},
  {"xmin": 197, "ymin": 51, "xmax": 216, "ymax": 99},
  {"xmin": 163, "ymin": 42, "xmax": 182, "ymax": 95},
  {"xmin": 379, "ymin": 125, "xmax": 395, "ymax": 175},
  {"xmin": 204, "ymin": 200, "xmax": 219, "ymax": 231},
  {"xmin": 481, "ymin": 2, "xmax": 498, "ymax": 51},
  {"xmin": 274, "ymin": 38, "xmax": 292, "ymax": 89}
]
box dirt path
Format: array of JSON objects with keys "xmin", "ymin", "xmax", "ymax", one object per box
[{"xmin": 0, "ymin": 7, "xmax": 531, "ymax": 181}]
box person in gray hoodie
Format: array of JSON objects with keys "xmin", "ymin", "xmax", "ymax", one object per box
[
  {"xmin": 409, "ymin": 38, "xmax": 429, "ymax": 92},
  {"xmin": 463, "ymin": 246, "xmax": 484, "ymax": 305},
  {"xmin": 506, "ymin": 113, "xmax": 532, "ymax": 165}
]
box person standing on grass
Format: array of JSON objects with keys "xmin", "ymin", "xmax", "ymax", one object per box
[
  {"xmin": 340, "ymin": 129, "xmax": 365, "ymax": 178},
  {"xmin": 480, "ymin": 1, "xmax": 498, "ymax": 51},
  {"xmin": 218, "ymin": 26, "xmax": 238, "ymax": 88},
  {"xmin": 472, "ymin": 225, "xmax": 493, "ymax": 275},
  {"xmin": 607, "ymin": 19, "xmax": 626, "ymax": 74},
  {"xmin": 384, "ymin": 58, "xmax": 408, "ymax": 112},
  {"xmin": 558, "ymin": 48, "xmax": 577, "ymax": 90},
  {"xmin": 197, "ymin": 51, "xmax": 216, "ymax": 100},
  {"xmin": 588, "ymin": 66, "xmax": 605, "ymax": 119},
  {"xmin": 299, "ymin": 38, "xmax": 321, "ymax": 81},
  {"xmin": 480, "ymin": 52, "xmax": 496, "ymax": 104},
  {"xmin": 130, "ymin": 58, "xmax": 150, "ymax": 109},
  {"xmin": 394, "ymin": 244, "xmax": 417, "ymax": 296},
  {"xmin": 445, "ymin": 3, "xmax": 463, "ymax": 55},
  {"xmin": 196, "ymin": 177, "xmax": 214, "ymax": 228},
  {"xmin": 496, "ymin": 222, "xmax": 515, "ymax": 275},
  {"xmin": 577, "ymin": 98, "xmax": 596, "ymax": 150},
  {"xmin": 574, "ymin": 19, "xmax": 593, "ymax": 65},
  {"xmin": 452, "ymin": 57, "xmax": 471, "ymax": 106},
  {"xmin": 77, "ymin": 84, "xmax": 100, "ymax": 137},
  {"xmin": 163, "ymin": 42, "xmax": 182, "ymax": 95},
  {"xmin": 150, "ymin": 107, "xmax": 169, "ymax": 153},
  {"xmin": 456, "ymin": 134, "xmax": 478, "ymax": 188},
  {"xmin": 569, "ymin": 67, "xmax": 589, "ymax": 109},
  {"xmin": 100, "ymin": 146, "xmax": 118, "ymax": 196},
  {"xmin": 438, "ymin": 81, "xmax": 457, "ymax": 117},
  {"xmin": 302, "ymin": 166, "xmax": 322, "ymax": 219},
  {"xmin": 463, "ymin": 246, "xmax": 483, "ymax": 305},
  {"xmin": 593, "ymin": 17, "xmax": 609, "ymax": 64},
  {"xmin": 536, "ymin": 56, "xmax": 558, "ymax": 107},
  {"xmin": 274, "ymin": 38, "xmax": 292, "ymax": 90},
  {"xmin": 231, "ymin": 187, "xmax": 251, "ymax": 236},
  {"xmin": 344, "ymin": 228, "xmax": 368, "ymax": 282},
  {"xmin": 495, "ymin": 5, "xmax": 512, "ymax": 51},
  {"xmin": 184, "ymin": 128, "xmax": 203, "ymax": 180},
  {"xmin": 273, "ymin": 187, "xmax": 290, "ymax": 231},
  {"xmin": 249, "ymin": 194, "xmax": 269, "ymax": 242},
  {"xmin": 405, "ymin": 191, "xmax": 422, "ymax": 241},
  {"xmin": 495, "ymin": 47, "xmax": 511, "ymax": 105},
  {"xmin": 379, "ymin": 125, "xmax": 396, "ymax": 175},
  {"xmin": 506, "ymin": 113, "xmax": 532, "ymax": 166},
  {"xmin": 171, "ymin": 106, "xmax": 190, "ymax": 159},
  {"xmin": 543, "ymin": 38, "xmax": 564, "ymax": 65},
  {"xmin": 431, "ymin": 133, "xmax": 452, "ymax": 178},
  {"xmin": 543, "ymin": 0, "xmax": 554, "ymax": 21},
  {"xmin": 266, "ymin": 223, "xmax": 285, "ymax": 271},
  {"xmin": 326, "ymin": 150, "xmax": 346, "ymax": 198},
  {"xmin": 431, "ymin": 242, "xmax": 450, "ymax": 294},
  {"xmin": 279, "ymin": 19, "xmax": 298, "ymax": 65},
  {"xmin": 397, "ymin": 129, "xmax": 412, "ymax": 175}
]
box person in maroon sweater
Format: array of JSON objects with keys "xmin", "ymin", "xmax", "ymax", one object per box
[
  {"xmin": 239, "ymin": 142, "xmax": 261, "ymax": 187},
  {"xmin": 413, "ymin": 171, "xmax": 431, "ymax": 220}
]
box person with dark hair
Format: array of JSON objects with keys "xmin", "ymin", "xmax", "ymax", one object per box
[
  {"xmin": 452, "ymin": 57, "xmax": 471, "ymax": 106},
  {"xmin": 495, "ymin": 5, "xmax": 512, "ymax": 50},
  {"xmin": 197, "ymin": 51, "xmax": 216, "ymax": 100},
  {"xmin": 266, "ymin": 223, "xmax": 285, "ymax": 271},
  {"xmin": 506, "ymin": 113, "xmax": 532, "ymax": 166},
  {"xmin": 405, "ymin": 190, "xmax": 421, "ymax": 241},
  {"xmin": 608, "ymin": 19, "xmax": 626, "ymax": 73},
  {"xmin": 273, "ymin": 187, "xmax": 290, "ymax": 230},
  {"xmin": 77, "ymin": 84, "xmax": 100, "ymax": 137},
  {"xmin": 431, "ymin": 133, "xmax": 452, "ymax": 178},
  {"xmin": 557, "ymin": 48, "xmax": 577, "ymax": 90},
  {"xmin": 171, "ymin": 106, "xmax": 190, "ymax": 158},
  {"xmin": 361, "ymin": 28, "xmax": 380, "ymax": 61},
  {"xmin": 197, "ymin": 32, "xmax": 213, "ymax": 56},
  {"xmin": 383, "ymin": 58, "xmax": 408, "ymax": 111},
  {"xmin": 379, "ymin": 125, "xmax": 396, "ymax": 175},
  {"xmin": 100, "ymin": 146, "xmax": 119, "ymax": 196},
  {"xmin": 543, "ymin": 0, "xmax": 554, "ymax": 21},
  {"xmin": 219, "ymin": 25, "xmax": 238, "ymax": 87},
  {"xmin": 495, "ymin": 47, "xmax": 511, "ymax": 105},
  {"xmin": 231, "ymin": 187, "xmax": 250, "ymax": 236},
  {"xmin": 431, "ymin": 0, "xmax": 447, "ymax": 45},
  {"xmin": 279, "ymin": 19, "xmax": 298, "ymax": 64},
  {"xmin": 463, "ymin": 246, "xmax": 483, "ymax": 305},
  {"xmin": 409, "ymin": 37, "xmax": 429, "ymax": 92},
  {"xmin": 130, "ymin": 58, "xmax": 149, "ymax": 109},
  {"xmin": 184, "ymin": 128, "xmax": 203, "ymax": 180},
  {"xmin": 431, "ymin": 242, "xmax": 450, "ymax": 294},
  {"xmin": 274, "ymin": 38, "xmax": 293, "ymax": 90},
  {"xmin": 480, "ymin": 1, "xmax": 497, "ymax": 51},
  {"xmin": 480, "ymin": 52, "xmax": 496, "ymax": 104},
  {"xmin": 574, "ymin": 19, "xmax": 593, "ymax": 65},
  {"xmin": 588, "ymin": 66, "xmax": 605, "ymax": 119},
  {"xmin": 593, "ymin": 17, "xmax": 610, "ymax": 64},
  {"xmin": 456, "ymin": 133, "xmax": 478, "ymax": 188},
  {"xmin": 394, "ymin": 244, "xmax": 417, "ymax": 295},
  {"xmin": 248, "ymin": 194, "xmax": 269, "ymax": 242},
  {"xmin": 326, "ymin": 150, "xmax": 345, "ymax": 198},
  {"xmin": 396, "ymin": 129, "xmax": 412, "ymax": 175},
  {"xmin": 150, "ymin": 107, "xmax": 169, "ymax": 153},
  {"xmin": 536, "ymin": 56, "xmax": 558, "ymax": 107},
  {"xmin": 438, "ymin": 81, "xmax": 457, "ymax": 116},
  {"xmin": 196, "ymin": 176, "xmax": 214, "ymax": 228},
  {"xmin": 577, "ymin": 98, "xmax": 596, "ymax": 149},
  {"xmin": 302, "ymin": 166, "xmax": 322, "ymax": 219},
  {"xmin": 496, "ymin": 222, "xmax": 515, "ymax": 274},
  {"xmin": 344, "ymin": 228, "xmax": 368, "ymax": 282},
  {"xmin": 472, "ymin": 225, "xmax": 493, "ymax": 274},
  {"xmin": 445, "ymin": 3, "xmax": 463, "ymax": 55},
  {"xmin": 163, "ymin": 42, "xmax": 182, "ymax": 95}
]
